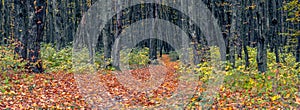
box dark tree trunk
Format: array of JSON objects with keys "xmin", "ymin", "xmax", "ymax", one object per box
[
  {"xmin": 46, "ymin": 0, "xmax": 54, "ymax": 43},
  {"xmin": 28, "ymin": 0, "xmax": 46, "ymax": 73},
  {"xmin": 229, "ymin": 0, "xmax": 237, "ymax": 68},
  {"xmin": 4, "ymin": 1, "xmax": 11, "ymax": 44},
  {"xmin": 52, "ymin": 0, "xmax": 62, "ymax": 50},
  {"xmin": 66, "ymin": 0, "xmax": 74, "ymax": 43},
  {"xmin": 223, "ymin": 0, "xmax": 230, "ymax": 61},
  {"xmin": 236, "ymin": 1, "xmax": 243, "ymax": 59},
  {"xmin": 16, "ymin": 0, "xmax": 29, "ymax": 59},
  {"xmin": 14, "ymin": 0, "xmax": 22, "ymax": 52},
  {"xmin": 62, "ymin": 0, "xmax": 68, "ymax": 48},
  {"xmin": 271, "ymin": 0, "xmax": 280, "ymax": 63},
  {"xmin": 248, "ymin": 0, "xmax": 255, "ymax": 47},
  {"xmin": 297, "ymin": 13, "xmax": 300, "ymax": 63},
  {"xmin": 297, "ymin": 36, "xmax": 300, "ymax": 62},
  {"xmin": 0, "ymin": 0, "xmax": 2, "ymax": 44},
  {"xmin": 297, "ymin": 19, "xmax": 300, "ymax": 62},
  {"xmin": 75, "ymin": 0, "xmax": 81, "ymax": 29},
  {"xmin": 149, "ymin": 38, "xmax": 158, "ymax": 61},
  {"xmin": 242, "ymin": 0, "xmax": 249, "ymax": 68},
  {"xmin": 256, "ymin": 1, "xmax": 268, "ymax": 73},
  {"xmin": 103, "ymin": 2, "xmax": 116, "ymax": 67},
  {"xmin": 159, "ymin": 40, "xmax": 163, "ymax": 58}
]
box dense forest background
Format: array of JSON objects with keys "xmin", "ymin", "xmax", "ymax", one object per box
[
  {"xmin": 0, "ymin": 0, "xmax": 299, "ymax": 72},
  {"xmin": 0, "ymin": 0, "xmax": 300, "ymax": 109}
]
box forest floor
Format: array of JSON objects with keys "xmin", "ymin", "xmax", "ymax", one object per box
[
  {"xmin": 0, "ymin": 55, "xmax": 299, "ymax": 109},
  {"xmin": 0, "ymin": 55, "xmax": 192, "ymax": 109}
]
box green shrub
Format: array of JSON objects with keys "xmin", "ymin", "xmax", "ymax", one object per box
[
  {"xmin": 41, "ymin": 43, "xmax": 106, "ymax": 73},
  {"xmin": 120, "ymin": 47, "xmax": 150, "ymax": 69},
  {"xmin": 0, "ymin": 38, "xmax": 27, "ymax": 73},
  {"xmin": 41, "ymin": 43, "xmax": 73, "ymax": 72},
  {"xmin": 169, "ymin": 51, "xmax": 179, "ymax": 61},
  {"xmin": 179, "ymin": 46, "xmax": 300, "ymax": 107}
]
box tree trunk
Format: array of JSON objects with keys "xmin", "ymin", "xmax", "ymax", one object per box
[
  {"xmin": 46, "ymin": 0, "xmax": 54, "ymax": 43},
  {"xmin": 159, "ymin": 40, "xmax": 163, "ymax": 58},
  {"xmin": 241, "ymin": 0, "xmax": 250, "ymax": 68},
  {"xmin": 149, "ymin": 4, "xmax": 158, "ymax": 62},
  {"xmin": 256, "ymin": 1, "xmax": 268, "ymax": 73},
  {"xmin": 28, "ymin": 0, "xmax": 46, "ymax": 73},
  {"xmin": 297, "ymin": 21, "xmax": 300, "ymax": 62},
  {"xmin": 0, "ymin": 0, "xmax": 2, "ymax": 44},
  {"xmin": 4, "ymin": 1, "xmax": 11, "ymax": 44},
  {"xmin": 112, "ymin": 0, "xmax": 122, "ymax": 68},
  {"xmin": 236, "ymin": 1, "xmax": 243, "ymax": 59},
  {"xmin": 16, "ymin": 0, "xmax": 29, "ymax": 59},
  {"xmin": 149, "ymin": 38, "xmax": 158, "ymax": 60},
  {"xmin": 53, "ymin": 0, "xmax": 63, "ymax": 50},
  {"xmin": 75, "ymin": 0, "xmax": 81, "ymax": 29},
  {"xmin": 14, "ymin": 0, "xmax": 22, "ymax": 53},
  {"xmin": 271, "ymin": 0, "xmax": 280, "ymax": 63},
  {"xmin": 297, "ymin": 36, "xmax": 300, "ymax": 62},
  {"xmin": 248, "ymin": 0, "xmax": 255, "ymax": 47},
  {"xmin": 229, "ymin": 0, "xmax": 237, "ymax": 68}
]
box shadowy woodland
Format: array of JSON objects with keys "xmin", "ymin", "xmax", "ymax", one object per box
[{"xmin": 0, "ymin": 0, "xmax": 300, "ymax": 109}]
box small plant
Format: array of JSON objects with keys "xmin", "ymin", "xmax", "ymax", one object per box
[
  {"xmin": 0, "ymin": 87, "xmax": 5, "ymax": 93},
  {"xmin": 179, "ymin": 46, "xmax": 300, "ymax": 108},
  {"xmin": 41, "ymin": 43, "xmax": 72, "ymax": 72},
  {"xmin": 120, "ymin": 47, "xmax": 150, "ymax": 69},
  {"xmin": 3, "ymin": 77, "xmax": 9, "ymax": 84},
  {"xmin": 168, "ymin": 51, "xmax": 179, "ymax": 61},
  {"xmin": 42, "ymin": 43, "xmax": 105, "ymax": 73},
  {"xmin": 0, "ymin": 37, "xmax": 27, "ymax": 73}
]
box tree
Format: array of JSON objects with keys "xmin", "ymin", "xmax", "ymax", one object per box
[
  {"xmin": 0, "ymin": 0, "xmax": 3, "ymax": 44},
  {"xmin": 270, "ymin": 0, "xmax": 280, "ymax": 63},
  {"xmin": 229, "ymin": 0, "xmax": 238, "ymax": 68},
  {"xmin": 14, "ymin": 0, "xmax": 29, "ymax": 59},
  {"xmin": 3, "ymin": 0, "xmax": 11, "ymax": 44},
  {"xmin": 28, "ymin": 0, "xmax": 46, "ymax": 73},
  {"xmin": 241, "ymin": 0, "xmax": 250, "ymax": 68},
  {"xmin": 283, "ymin": 0, "xmax": 300, "ymax": 62},
  {"xmin": 256, "ymin": 0, "xmax": 268, "ymax": 72}
]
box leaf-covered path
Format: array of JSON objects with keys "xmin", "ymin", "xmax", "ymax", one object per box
[
  {"xmin": 0, "ymin": 55, "xmax": 298, "ymax": 109},
  {"xmin": 0, "ymin": 55, "xmax": 182, "ymax": 109}
]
